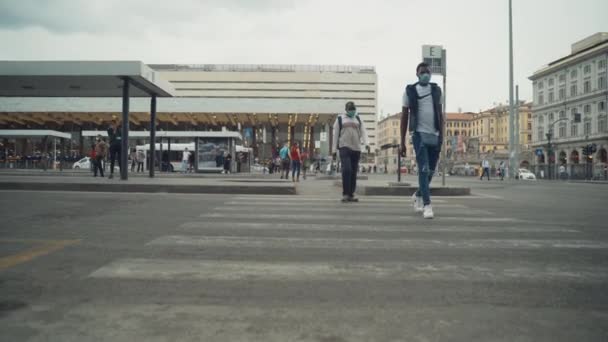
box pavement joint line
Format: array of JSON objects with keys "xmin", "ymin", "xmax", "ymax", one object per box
[{"xmin": 0, "ymin": 239, "xmax": 81, "ymax": 271}]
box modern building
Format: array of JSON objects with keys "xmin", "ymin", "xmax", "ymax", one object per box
[
  {"xmin": 529, "ymin": 32, "xmax": 608, "ymax": 179},
  {"xmin": 0, "ymin": 63, "xmax": 378, "ymax": 162}
]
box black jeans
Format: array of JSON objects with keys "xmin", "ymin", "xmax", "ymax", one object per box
[
  {"xmin": 339, "ymin": 147, "xmax": 361, "ymax": 197},
  {"xmin": 480, "ymin": 167, "xmax": 490, "ymax": 180},
  {"xmin": 137, "ymin": 162, "xmax": 144, "ymax": 172},
  {"xmin": 94, "ymin": 156, "xmax": 104, "ymax": 177},
  {"xmin": 109, "ymin": 143, "xmax": 121, "ymax": 175}
]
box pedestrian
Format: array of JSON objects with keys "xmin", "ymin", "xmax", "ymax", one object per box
[
  {"xmin": 89, "ymin": 144, "xmax": 97, "ymax": 175},
  {"xmin": 137, "ymin": 149, "xmax": 145, "ymax": 172},
  {"xmin": 400, "ymin": 62, "xmax": 444, "ymax": 219},
  {"xmin": 182, "ymin": 148, "xmax": 191, "ymax": 173},
  {"xmin": 480, "ymin": 158, "xmax": 491, "ymax": 181},
  {"xmin": 188, "ymin": 149, "xmax": 195, "ymax": 173},
  {"xmin": 107, "ymin": 118, "xmax": 122, "ymax": 179},
  {"xmin": 223, "ymin": 152, "xmax": 232, "ymax": 174},
  {"xmin": 94, "ymin": 135, "xmax": 108, "ymax": 178},
  {"xmin": 290, "ymin": 142, "xmax": 302, "ymax": 182},
  {"xmin": 333, "ymin": 101, "xmax": 369, "ymax": 202},
  {"xmin": 499, "ymin": 161, "xmax": 505, "ymax": 181},
  {"xmin": 279, "ymin": 143, "xmax": 290, "ymax": 179},
  {"xmin": 373, "ymin": 165, "xmax": 377, "ymax": 173},
  {"xmin": 130, "ymin": 148, "xmax": 137, "ymax": 172}
]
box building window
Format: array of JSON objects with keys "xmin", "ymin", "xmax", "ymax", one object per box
[
  {"xmin": 584, "ymin": 80, "xmax": 591, "ymax": 93},
  {"xmin": 528, "ymin": 113, "xmax": 532, "ymax": 119},
  {"xmin": 599, "ymin": 117, "xmax": 607, "ymax": 133},
  {"xmin": 558, "ymin": 88, "xmax": 565, "ymax": 100},
  {"xmin": 548, "ymin": 78, "xmax": 554, "ymax": 87},
  {"xmin": 571, "ymin": 124, "xmax": 578, "ymax": 137},
  {"xmin": 559, "ymin": 110, "xmax": 566, "ymax": 119},
  {"xmin": 538, "ymin": 94, "xmax": 544, "ymax": 105},
  {"xmin": 538, "ymin": 129, "xmax": 544, "ymax": 141},
  {"xmin": 538, "ymin": 81, "xmax": 544, "ymax": 90},
  {"xmin": 570, "ymin": 84, "xmax": 577, "ymax": 97},
  {"xmin": 490, "ymin": 127, "xmax": 494, "ymax": 134},
  {"xmin": 584, "ymin": 65, "xmax": 591, "ymax": 74},
  {"xmin": 599, "ymin": 60, "xmax": 606, "ymax": 70},
  {"xmin": 559, "ymin": 125, "xmax": 566, "ymax": 138},
  {"xmin": 599, "ymin": 76, "xmax": 606, "ymax": 90},
  {"xmin": 528, "ymin": 134, "xmax": 532, "ymax": 141},
  {"xmin": 527, "ymin": 123, "xmax": 532, "ymax": 130},
  {"xmin": 548, "ymin": 92, "xmax": 554, "ymax": 103},
  {"xmin": 600, "ymin": 101, "xmax": 606, "ymax": 112},
  {"xmin": 559, "ymin": 74, "xmax": 566, "ymax": 82},
  {"xmin": 584, "ymin": 104, "xmax": 591, "ymax": 114},
  {"xmin": 549, "ymin": 112, "xmax": 554, "ymax": 121},
  {"xmin": 570, "ymin": 69, "xmax": 577, "ymax": 78},
  {"xmin": 584, "ymin": 121, "xmax": 591, "ymax": 135}
]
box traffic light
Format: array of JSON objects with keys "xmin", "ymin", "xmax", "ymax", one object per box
[{"xmin": 582, "ymin": 145, "xmax": 589, "ymax": 156}]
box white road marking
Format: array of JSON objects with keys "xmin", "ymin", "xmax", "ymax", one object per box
[
  {"xmin": 179, "ymin": 221, "xmax": 581, "ymax": 233},
  {"xmin": 199, "ymin": 212, "xmax": 517, "ymax": 222},
  {"xmin": 146, "ymin": 235, "xmax": 607, "ymax": 249},
  {"xmin": 90, "ymin": 258, "xmax": 608, "ymax": 282}
]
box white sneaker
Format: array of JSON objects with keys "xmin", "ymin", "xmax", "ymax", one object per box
[
  {"xmin": 412, "ymin": 193, "xmax": 423, "ymax": 213},
  {"xmin": 423, "ymin": 205, "xmax": 434, "ymax": 219}
]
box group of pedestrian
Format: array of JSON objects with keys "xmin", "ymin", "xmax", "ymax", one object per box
[
  {"xmin": 479, "ymin": 158, "xmax": 506, "ymax": 181},
  {"xmin": 278, "ymin": 141, "xmax": 307, "ymax": 182},
  {"xmin": 331, "ymin": 62, "xmax": 442, "ymax": 219}
]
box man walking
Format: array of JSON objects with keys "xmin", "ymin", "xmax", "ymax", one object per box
[
  {"xmin": 480, "ymin": 158, "xmax": 491, "ymax": 181},
  {"xmin": 182, "ymin": 148, "xmax": 191, "ymax": 173},
  {"xmin": 279, "ymin": 142, "xmax": 290, "ymax": 179},
  {"xmin": 400, "ymin": 62, "xmax": 444, "ymax": 219},
  {"xmin": 333, "ymin": 101, "xmax": 369, "ymax": 202},
  {"xmin": 107, "ymin": 118, "xmax": 122, "ymax": 179},
  {"xmin": 94, "ymin": 135, "xmax": 108, "ymax": 178}
]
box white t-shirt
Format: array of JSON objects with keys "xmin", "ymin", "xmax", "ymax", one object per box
[
  {"xmin": 402, "ymin": 84, "xmax": 439, "ymax": 136},
  {"xmin": 482, "ymin": 160, "xmax": 490, "ymax": 168},
  {"xmin": 182, "ymin": 151, "xmax": 191, "ymax": 162}
]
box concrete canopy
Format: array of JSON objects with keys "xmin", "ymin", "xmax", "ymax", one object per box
[{"xmin": 0, "ymin": 61, "xmax": 174, "ymax": 97}]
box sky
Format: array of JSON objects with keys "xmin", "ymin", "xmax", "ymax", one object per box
[{"xmin": 0, "ymin": 0, "xmax": 606, "ymax": 117}]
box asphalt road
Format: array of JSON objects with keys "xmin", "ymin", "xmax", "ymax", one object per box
[{"xmin": 0, "ymin": 178, "xmax": 607, "ymax": 341}]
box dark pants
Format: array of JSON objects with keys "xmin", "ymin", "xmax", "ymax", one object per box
[
  {"xmin": 413, "ymin": 132, "xmax": 441, "ymax": 206},
  {"xmin": 109, "ymin": 143, "xmax": 121, "ymax": 175},
  {"xmin": 137, "ymin": 162, "xmax": 144, "ymax": 172},
  {"xmin": 291, "ymin": 160, "xmax": 301, "ymax": 179},
  {"xmin": 94, "ymin": 155, "xmax": 104, "ymax": 177},
  {"xmin": 281, "ymin": 159, "xmax": 290, "ymax": 178},
  {"xmin": 480, "ymin": 167, "xmax": 490, "ymax": 180},
  {"xmin": 339, "ymin": 147, "xmax": 361, "ymax": 197}
]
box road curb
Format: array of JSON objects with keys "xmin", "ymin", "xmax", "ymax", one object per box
[
  {"xmin": 0, "ymin": 181, "xmax": 297, "ymax": 195},
  {"xmin": 356, "ymin": 185, "xmax": 470, "ymax": 196}
]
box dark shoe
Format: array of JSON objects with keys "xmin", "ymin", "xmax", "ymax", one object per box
[{"xmin": 341, "ymin": 195, "xmax": 350, "ymax": 203}]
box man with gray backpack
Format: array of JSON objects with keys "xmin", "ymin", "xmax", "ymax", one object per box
[{"xmin": 332, "ymin": 101, "xmax": 369, "ymax": 203}]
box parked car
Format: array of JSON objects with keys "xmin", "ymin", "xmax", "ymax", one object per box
[
  {"xmin": 72, "ymin": 157, "xmax": 91, "ymax": 169},
  {"xmin": 517, "ymin": 168, "xmax": 537, "ymax": 180}
]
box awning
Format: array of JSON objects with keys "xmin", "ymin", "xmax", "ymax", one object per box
[{"xmin": 0, "ymin": 129, "xmax": 71, "ymax": 139}]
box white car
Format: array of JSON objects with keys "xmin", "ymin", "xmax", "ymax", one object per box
[
  {"xmin": 73, "ymin": 157, "xmax": 91, "ymax": 169},
  {"xmin": 517, "ymin": 168, "xmax": 536, "ymax": 180}
]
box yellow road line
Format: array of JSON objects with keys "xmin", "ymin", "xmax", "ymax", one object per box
[{"xmin": 0, "ymin": 239, "xmax": 80, "ymax": 271}]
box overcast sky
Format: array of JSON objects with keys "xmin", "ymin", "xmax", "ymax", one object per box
[{"xmin": 0, "ymin": 0, "xmax": 606, "ymax": 116}]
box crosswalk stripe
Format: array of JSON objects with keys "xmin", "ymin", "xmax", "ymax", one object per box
[
  {"xmin": 146, "ymin": 235, "xmax": 607, "ymax": 249},
  {"xmin": 221, "ymin": 201, "xmax": 465, "ymax": 208},
  {"xmin": 213, "ymin": 206, "xmax": 473, "ymax": 215},
  {"xmin": 179, "ymin": 221, "xmax": 581, "ymax": 233},
  {"xmin": 89, "ymin": 258, "xmax": 608, "ymax": 282},
  {"xmin": 230, "ymin": 196, "xmax": 449, "ymax": 203},
  {"xmin": 199, "ymin": 213, "xmax": 514, "ymax": 222}
]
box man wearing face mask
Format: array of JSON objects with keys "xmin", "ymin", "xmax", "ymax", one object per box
[
  {"xmin": 400, "ymin": 62, "xmax": 444, "ymax": 219},
  {"xmin": 333, "ymin": 101, "xmax": 369, "ymax": 203}
]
